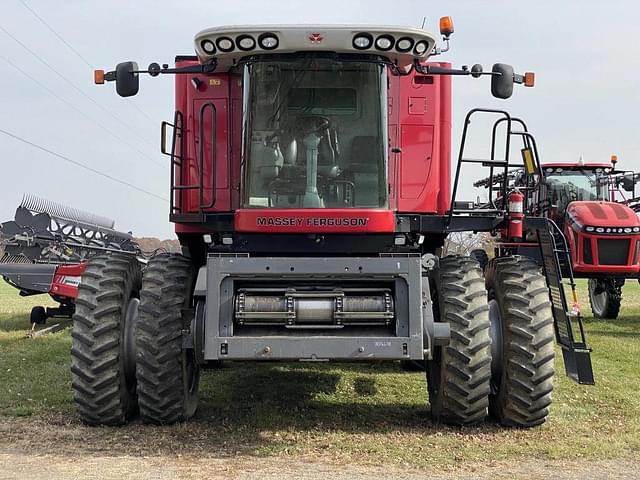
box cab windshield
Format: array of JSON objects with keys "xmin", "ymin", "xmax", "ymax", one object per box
[
  {"xmin": 545, "ymin": 167, "xmax": 608, "ymax": 212},
  {"xmin": 242, "ymin": 55, "xmax": 387, "ymax": 208}
]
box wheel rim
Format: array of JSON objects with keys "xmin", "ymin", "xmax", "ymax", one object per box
[
  {"xmin": 588, "ymin": 279, "xmax": 607, "ymax": 316},
  {"xmin": 185, "ymin": 299, "xmax": 203, "ymax": 397},
  {"xmin": 123, "ymin": 297, "xmax": 139, "ymax": 391},
  {"xmin": 185, "ymin": 349, "xmax": 200, "ymax": 395},
  {"xmin": 426, "ymin": 278, "xmax": 442, "ymax": 400},
  {"xmin": 488, "ymin": 298, "xmax": 504, "ymax": 395}
]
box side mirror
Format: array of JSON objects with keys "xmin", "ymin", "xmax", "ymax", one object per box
[
  {"xmin": 621, "ymin": 174, "xmax": 637, "ymax": 192},
  {"xmin": 115, "ymin": 61, "xmax": 139, "ymax": 97},
  {"xmin": 491, "ymin": 63, "xmax": 514, "ymax": 99}
]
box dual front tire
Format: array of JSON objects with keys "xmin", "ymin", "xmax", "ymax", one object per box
[
  {"xmin": 71, "ymin": 253, "xmax": 199, "ymax": 426},
  {"xmin": 427, "ymin": 255, "xmax": 555, "ymax": 428}
]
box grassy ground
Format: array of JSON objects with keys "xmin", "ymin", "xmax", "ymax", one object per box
[{"xmin": 0, "ymin": 279, "xmax": 639, "ymax": 469}]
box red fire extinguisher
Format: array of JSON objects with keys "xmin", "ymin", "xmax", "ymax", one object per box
[{"xmin": 508, "ymin": 189, "xmax": 524, "ymax": 241}]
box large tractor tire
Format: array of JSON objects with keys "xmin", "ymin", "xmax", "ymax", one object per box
[
  {"xmin": 71, "ymin": 254, "xmax": 141, "ymax": 425},
  {"xmin": 136, "ymin": 253, "xmax": 200, "ymax": 425},
  {"xmin": 588, "ymin": 278, "xmax": 622, "ymax": 319},
  {"xmin": 469, "ymin": 249, "xmax": 489, "ymax": 271},
  {"xmin": 426, "ymin": 255, "xmax": 492, "ymax": 426},
  {"xmin": 484, "ymin": 256, "xmax": 555, "ymax": 427}
]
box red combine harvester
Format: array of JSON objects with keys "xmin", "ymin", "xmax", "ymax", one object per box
[
  {"xmin": 474, "ymin": 129, "xmax": 640, "ymax": 319},
  {"xmin": 85, "ymin": 19, "xmax": 593, "ymax": 428},
  {"xmin": 0, "ymin": 195, "xmax": 140, "ymax": 324}
]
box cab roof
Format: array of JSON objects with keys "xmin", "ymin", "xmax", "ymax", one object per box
[
  {"xmin": 194, "ymin": 25, "xmax": 437, "ymax": 70},
  {"xmin": 543, "ymin": 163, "xmax": 612, "ymax": 169}
]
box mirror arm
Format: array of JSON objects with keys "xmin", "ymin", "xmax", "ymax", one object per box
[
  {"xmin": 412, "ymin": 60, "xmax": 499, "ymax": 78},
  {"xmin": 513, "ymin": 73, "xmax": 526, "ymax": 84},
  {"xmin": 101, "ymin": 61, "xmax": 218, "ymax": 83}
]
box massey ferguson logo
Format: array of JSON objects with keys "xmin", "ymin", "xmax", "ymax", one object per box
[
  {"xmin": 308, "ymin": 33, "xmax": 324, "ymax": 44},
  {"xmin": 256, "ymin": 217, "xmax": 368, "ymax": 227}
]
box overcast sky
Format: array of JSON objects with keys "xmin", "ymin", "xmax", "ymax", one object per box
[{"xmin": 1, "ymin": 0, "xmax": 639, "ymax": 238}]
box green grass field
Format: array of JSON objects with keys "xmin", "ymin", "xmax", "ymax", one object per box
[{"xmin": 1, "ymin": 278, "xmax": 639, "ymax": 468}]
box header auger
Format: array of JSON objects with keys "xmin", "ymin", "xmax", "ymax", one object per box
[{"xmin": 68, "ymin": 18, "xmax": 593, "ymax": 429}]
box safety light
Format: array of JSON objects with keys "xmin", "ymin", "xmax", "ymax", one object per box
[
  {"xmin": 396, "ymin": 37, "xmax": 414, "ymax": 52},
  {"xmin": 633, "ymin": 227, "xmax": 640, "ymax": 232},
  {"xmin": 353, "ymin": 33, "xmax": 373, "ymax": 50},
  {"xmin": 201, "ymin": 39, "xmax": 216, "ymax": 54},
  {"xmin": 439, "ymin": 16, "xmax": 454, "ymax": 38},
  {"xmin": 624, "ymin": 228, "xmax": 633, "ymax": 233},
  {"xmin": 237, "ymin": 35, "xmax": 256, "ymax": 51},
  {"xmin": 414, "ymin": 40, "xmax": 428, "ymax": 55},
  {"xmin": 259, "ymin": 33, "xmax": 279, "ymax": 50},
  {"xmin": 611, "ymin": 154, "xmax": 618, "ymax": 166},
  {"xmin": 596, "ymin": 227, "xmax": 605, "ymax": 233},
  {"xmin": 585, "ymin": 226, "xmax": 595, "ymax": 232},
  {"xmin": 375, "ymin": 34, "xmax": 394, "ymax": 51},
  {"xmin": 94, "ymin": 69, "xmax": 105, "ymax": 84},
  {"xmin": 524, "ymin": 72, "xmax": 535, "ymax": 87},
  {"xmin": 216, "ymin": 37, "xmax": 234, "ymax": 52}
]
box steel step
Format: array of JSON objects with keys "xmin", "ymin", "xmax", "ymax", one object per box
[{"xmin": 537, "ymin": 222, "xmax": 594, "ymax": 385}]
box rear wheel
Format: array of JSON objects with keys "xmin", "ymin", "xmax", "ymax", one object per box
[
  {"xmin": 484, "ymin": 256, "xmax": 555, "ymax": 427},
  {"xmin": 426, "ymin": 255, "xmax": 492, "ymax": 426},
  {"xmin": 71, "ymin": 254, "xmax": 141, "ymax": 425},
  {"xmin": 136, "ymin": 253, "xmax": 200, "ymax": 425},
  {"xmin": 588, "ymin": 278, "xmax": 622, "ymax": 319}
]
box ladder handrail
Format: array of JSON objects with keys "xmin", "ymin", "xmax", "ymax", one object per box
[{"xmin": 447, "ymin": 108, "xmax": 513, "ymax": 227}]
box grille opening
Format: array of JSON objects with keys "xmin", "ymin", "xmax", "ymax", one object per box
[
  {"xmin": 597, "ymin": 238, "xmax": 630, "ymax": 265},
  {"xmin": 583, "ymin": 238, "xmax": 593, "ymax": 264}
]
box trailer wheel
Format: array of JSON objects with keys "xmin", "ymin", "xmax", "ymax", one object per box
[
  {"xmin": 30, "ymin": 306, "xmax": 47, "ymax": 325},
  {"xmin": 136, "ymin": 253, "xmax": 200, "ymax": 425},
  {"xmin": 484, "ymin": 256, "xmax": 555, "ymax": 427},
  {"xmin": 427, "ymin": 255, "xmax": 491, "ymax": 426},
  {"xmin": 71, "ymin": 254, "xmax": 141, "ymax": 425},
  {"xmin": 469, "ymin": 249, "xmax": 489, "ymax": 271},
  {"xmin": 588, "ymin": 278, "xmax": 622, "ymax": 319}
]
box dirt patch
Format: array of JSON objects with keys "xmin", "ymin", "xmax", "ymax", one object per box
[
  {"xmin": 0, "ymin": 451, "xmax": 638, "ymax": 480},
  {"xmin": 1, "ymin": 416, "xmax": 639, "ymax": 479}
]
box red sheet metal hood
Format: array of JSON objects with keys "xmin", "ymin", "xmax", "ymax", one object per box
[{"xmin": 567, "ymin": 201, "xmax": 640, "ymax": 228}]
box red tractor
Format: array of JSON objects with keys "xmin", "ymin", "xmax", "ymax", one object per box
[
  {"xmin": 84, "ymin": 19, "xmax": 592, "ymax": 428},
  {"xmin": 474, "ymin": 136, "xmax": 640, "ymax": 319}
]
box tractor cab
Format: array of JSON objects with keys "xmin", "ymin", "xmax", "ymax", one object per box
[
  {"xmin": 539, "ymin": 162, "xmax": 640, "ymax": 276},
  {"xmin": 540, "ymin": 162, "xmax": 610, "ymax": 225}
]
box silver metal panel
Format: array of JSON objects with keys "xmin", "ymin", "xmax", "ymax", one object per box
[
  {"xmin": 218, "ymin": 336, "xmax": 412, "ymax": 361},
  {"xmin": 202, "ymin": 255, "xmax": 426, "ymax": 361}
]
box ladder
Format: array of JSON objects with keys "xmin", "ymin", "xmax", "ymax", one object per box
[{"xmin": 536, "ymin": 219, "xmax": 594, "ymax": 384}]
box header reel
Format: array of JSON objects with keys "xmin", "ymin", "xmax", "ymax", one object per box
[{"xmin": 0, "ymin": 194, "xmax": 140, "ymax": 265}]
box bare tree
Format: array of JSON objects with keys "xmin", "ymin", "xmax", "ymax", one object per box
[{"xmin": 443, "ymin": 232, "xmax": 494, "ymax": 256}]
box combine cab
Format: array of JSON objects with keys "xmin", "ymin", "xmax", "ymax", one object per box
[{"xmin": 84, "ymin": 19, "xmax": 592, "ymax": 428}]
